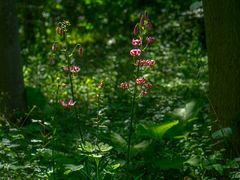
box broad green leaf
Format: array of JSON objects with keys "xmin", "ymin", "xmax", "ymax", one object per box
[
  {"xmin": 109, "ymin": 132, "xmax": 127, "ymax": 152},
  {"xmin": 171, "ymin": 100, "xmax": 202, "ymax": 121},
  {"xmin": 212, "ymin": 164, "xmax": 224, "ymax": 175},
  {"xmin": 185, "ymin": 156, "xmax": 201, "ymax": 167},
  {"xmin": 98, "ymin": 142, "xmax": 112, "ymax": 152},
  {"xmin": 131, "ymin": 140, "xmax": 152, "ymax": 156},
  {"xmin": 136, "ymin": 120, "xmax": 179, "ymax": 140}
]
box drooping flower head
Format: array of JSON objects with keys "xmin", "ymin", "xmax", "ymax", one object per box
[
  {"xmin": 140, "ymin": 90, "xmax": 148, "ymax": 96},
  {"xmin": 136, "ymin": 77, "xmax": 147, "ymax": 85},
  {"xmin": 135, "ymin": 59, "xmax": 156, "ymax": 67},
  {"xmin": 146, "ymin": 59, "xmax": 156, "ymax": 66},
  {"xmin": 69, "ymin": 66, "xmax": 80, "ymax": 73},
  {"xmin": 130, "ymin": 49, "xmax": 141, "ymax": 57},
  {"xmin": 63, "ymin": 66, "xmax": 81, "ymax": 73},
  {"xmin": 120, "ymin": 82, "xmax": 130, "ymax": 89},
  {"xmin": 78, "ymin": 47, "xmax": 84, "ymax": 57},
  {"xmin": 60, "ymin": 99, "xmax": 76, "ymax": 107},
  {"xmin": 146, "ymin": 37, "xmax": 156, "ymax": 44},
  {"xmin": 132, "ymin": 39, "xmax": 142, "ymax": 46},
  {"xmin": 144, "ymin": 83, "xmax": 152, "ymax": 89}
]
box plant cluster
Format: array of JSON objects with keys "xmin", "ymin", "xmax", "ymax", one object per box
[{"xmin": 1, "ymin": 2, "xmax": 240, "ymax": 179}]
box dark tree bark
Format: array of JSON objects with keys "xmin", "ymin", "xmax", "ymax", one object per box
[
  {"xmin": 0, "ymin": 0, "xmax": 26, "ymax": 116},
  {"xmin": 203, "ymin": 0, "xmax": 240, "ymax": 154}
]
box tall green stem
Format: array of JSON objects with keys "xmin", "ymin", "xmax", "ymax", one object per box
[
  {"xmin": 52, "ymin": 83, "xmax": 59, "ymax": 180},
  {"xmin": 126, "ymin": 58, "xmax": 140, "ymax": 167},
  {"xmin": 64, "ymin": 35, "xmax": 84, "ymax": 144}
]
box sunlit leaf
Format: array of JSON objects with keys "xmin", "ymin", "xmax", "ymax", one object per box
[
  {"xmin": 185, "ymin": 156, "xmax": 201, "ymax": 167},
  {"xmin": 136, "ymin": 120, "xmax": 179, "ymax": 140},
  {"xmin": 64, "ymin": 164, "xmax": 84, "ymax": 175},
  {"xmin": 171, "ymin": 100, "xmax": 202, "ymax": 121}
]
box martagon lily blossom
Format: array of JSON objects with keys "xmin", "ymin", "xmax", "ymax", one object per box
[
  {"xmin": 60, "ymin": 99, "xmax": 76, "ymax": 107},
  {"xmin": 120, "ymin": 82, "xmax": 130, "ymax": 89},
  {"xmin": 146, "ymin": 36, "xmax": 156, "ymax": 44},
  {"xmin": 136, "ymin": 77, "xmax": 147, "ymax": 85},
  {"xmin": 135, "ymin": 59, "xmax": 156, "ymax": 67},
  {"xmin": 130, "ymin": 49, "xmax": 141, "ymax": 57},
  {"xmin": 132, "ymin": 38, "xmax": 142, "ymax": 46},
  {"xmin": 63, "ymin": 66, "xmax": 81, "ymax": 73}
]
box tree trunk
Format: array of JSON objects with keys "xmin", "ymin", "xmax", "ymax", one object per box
[
  {"xmin": 203, "ymin": 0, "xmax": 240, "ymax": 154},
  {"xmin": 0, "ymin": 0, "xmax": 26, "ymax": 116}
]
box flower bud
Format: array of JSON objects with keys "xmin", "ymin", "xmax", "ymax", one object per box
[
  {"xmin": 139, "ymin": 15, "xmax": 144, "ymax": 26},
  {"xmin": 52, "ymin": 43, "xmax": 57, "ymax": 53},
  {"xmin": 133, "ymin": 24, "xmax": 139, "ymax": 35},
  {"xmin": 78, "ymin": 47, "xmax": 84, "ymax": 56},
  {"xmin": 56, "ymin": 26, "xmax": 65, "ymax": 36},
  {"xmin": 144, "ymin": 11, "xmax": 149, "ymax": 21},
  {"xmin": 98, "ymin": 80, "xmax": 105, "ymax": 89},
  {"xmin": 148, "ymin": 22, "xmax": 153, "ymax": 31}
]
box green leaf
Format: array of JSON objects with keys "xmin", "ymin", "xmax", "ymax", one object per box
[
  {"xmin": 65, "ymin": 164, "xmax": 84, "ymax": 174},
  {"xmin": 171, "ymin": 100, "xmax": 202, "ymax": 121},
  {"xmin": 136, "ymin": 120, "xmax": 179, "ymax": 140},
  {"xmin": 212, "ymin": 164, "xmax": 224, "ymax": 175},
  {"xmin": 109, "ymin": 132, "xmax": 127, "ymax": 152},
  {"xmin": 111, "ymin": 163, "xmax": 120, "ymax": 170},
  {"xmin": 98, "ymin": 142, "xmax": 112, "ymax": 152},
  {"xmin": 131, "ymin": 140, "xmax": 152, "ymax": 156},
  {"xmin": 185, "ymin": 156, "xmax": 201, "ymax": 167},
  {"xmin": 64, "ymin": 170, "xmax": 72, "ymax": 175}
]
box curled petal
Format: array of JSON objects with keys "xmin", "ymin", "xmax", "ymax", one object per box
[
  {"xmin": 60, "ymin": 100, "xmax": 68, "ymax": 107},
  {"xmin": 60, "ymin": 99, "xmax": 76, "ymax": 107},
  {"xmin": 68, "ymin": 100, "xmax": 76, "ymax": 106}
]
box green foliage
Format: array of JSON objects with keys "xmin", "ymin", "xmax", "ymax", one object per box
[
  {"xmin": 136, "ymin": 120, "xmax": 179, "ymax": 140},
  {"xmin": 1, "ymin": 0, "xmax": 239, "ymax": 179}
]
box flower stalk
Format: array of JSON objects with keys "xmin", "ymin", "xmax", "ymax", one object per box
[{"xmin": 119, "ymin": 12, "xmax": 156, "ymax": 170}]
